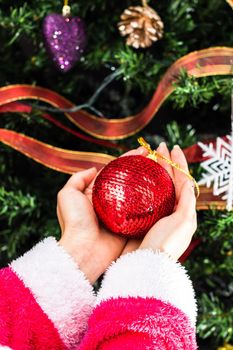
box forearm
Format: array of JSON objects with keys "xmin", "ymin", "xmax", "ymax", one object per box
[
  {"xmin": 59, "ymin": 236, "xmax": 105, "ymax": 285},
  {"xmin": 59, "ymin": 229, "xmax": 126, "ymax": 285}
]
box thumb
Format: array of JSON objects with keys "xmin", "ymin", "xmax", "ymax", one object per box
[{"xmin": 65, "ymin": 167, "xmax": 98, "ymax": 192}]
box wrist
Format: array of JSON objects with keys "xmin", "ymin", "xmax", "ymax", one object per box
[
  {"xmin": 139, "ymin": 241, "xmax": 177, "ymax": 261},
  {"xmin": 59, "ymin": 236, "xmax": 105, "ymax": 284}
]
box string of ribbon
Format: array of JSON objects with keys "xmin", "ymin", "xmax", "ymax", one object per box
[
  {"xmin": 138, "ymin": 137, "xmax": 200, "ymax": 197},
  {"xmin": 0, "ymin": 47, "xmax": 233, "ymax": 208}
]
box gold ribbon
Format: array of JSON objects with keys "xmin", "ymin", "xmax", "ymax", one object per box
[{"xmin": 138, "ymin": 137, "xmax": 200, "ymax": 198}]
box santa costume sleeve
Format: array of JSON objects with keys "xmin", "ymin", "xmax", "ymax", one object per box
[
  {"xmin": 0, "ymin": 237, "xmax": 95, "ymax": 350},
  {"xmin": 79, "ymin": 249, "xmax": 198, "ymax": 350}
]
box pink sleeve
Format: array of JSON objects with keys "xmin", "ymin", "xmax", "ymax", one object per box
[
  {"xmin": 0, "ymin": 237, "xmax": 95, "ymax": 350},
  {"xmin": 79, "ymin": 249, "xmax": 198, "ymax": 350}
]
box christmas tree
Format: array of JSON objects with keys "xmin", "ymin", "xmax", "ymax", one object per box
[{"xmin": 0, "ymin": 1, "xmax": 233, "ymax": 348}]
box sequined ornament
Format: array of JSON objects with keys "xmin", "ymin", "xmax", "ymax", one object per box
[
  {"xmin": 118, "ymin": 0, "xmax": 164, "ymax": 49},
  {"xmin": 92, "ymin": 155, "xmax": 175, "ymax": 238},
  {"xmin": 43, "ymin": 4, "xmax": 86, "ymax": 72}
]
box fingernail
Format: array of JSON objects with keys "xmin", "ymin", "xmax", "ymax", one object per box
[
  {"xmin": 158, "ymin": 141, "xmax": 166, "ymax": 149},
  {"xmin": 88, "ymin": 167, "xmax": 97, "ymax": 172},
  {"xmin": 137, "ymin": 146, "xmax": 146, "ymax": 154},
  {"xmin": 173, "ymin": 144, "xmax": 180, "ymax": 150}
]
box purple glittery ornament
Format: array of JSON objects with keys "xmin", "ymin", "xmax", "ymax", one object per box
[{"xmin": 43, "ymin": 13, "xmax": 86, "ymax": 72}]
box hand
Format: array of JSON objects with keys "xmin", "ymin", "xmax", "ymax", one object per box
[
  {"xmin": 57, "ymin": 146, "xmax": 148, "ymax": 284},
  {"xmin": 122, "ymin": 143, "xmax": 197, "ymax": 261}
]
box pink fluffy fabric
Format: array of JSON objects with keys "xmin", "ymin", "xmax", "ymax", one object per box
[
  {"xmin": 0, "ymin": 267, "xmax": 66, "ymax": 350},
  {"xmin": 79, "ymin": 296, "xmax": 197, "ymax": 350}
]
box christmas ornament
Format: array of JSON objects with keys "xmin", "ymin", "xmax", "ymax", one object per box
[
  {"xmin": 198, "ymin": 95, "xmax": 233, "ymax": 210},
  {"xmin": 92, "ymin": 138, "xmax": 199, "ymax": 238},
  {"xmin": 93, "ymin": 155, "xmax": 175, "ymax": 238},
  {"xmin": 43, "ymin": 0, "xmax": 86, "ymax": 72},
  {"xmin": 118, "ymin": 0, "xmax": 164, "ymax": 49}
]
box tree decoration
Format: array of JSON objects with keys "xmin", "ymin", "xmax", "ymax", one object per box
[
  {"xmin": 198, "ymin": 94, "xmax": 233, "ymax": 210},
  {"xmin": 0, "ymin": 48, "xmax": 232, "ymax": 140},
  {"xmin": 0, "ymin": 49, "xmax": 231, "ymax": 208},
  {"xmin": 198, "ymin": 136, "xmax": 233, "ymax": 209},
  {"xmin": 118, "ymin": 0, "xmax": 164, "ymax": 49},
  {"xmin": 92, "ymin": 154, "xmax": 175, "ymax": 238},
  {"xmin": 43, "ymin": 0, "xmax": 86, "ymax": 72}
]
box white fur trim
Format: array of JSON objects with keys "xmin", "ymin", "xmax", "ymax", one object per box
[
  {"xmin": 10, "ymin": 237, "xmax": 95, "ymax": 348},
  {"xmin": 96, "ymin": 249, "xmax": 197, "ymax": 327},
  {"xmin": 0, "ymin": 347, "xmax": 13, "ymax": 349}
]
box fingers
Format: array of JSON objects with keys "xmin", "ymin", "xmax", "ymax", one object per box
[
  {"xmin": 64, "ymin": 167, "xmax": 98, "ymax": 192},
  {"xmin": 156, "ymin": 142, "xmax": 174, "ymax": 180},
  {"xmin": 171, "ymin": 145, "xmax": 190, "ymax": 199},
  {"xmin": 120, "ymin": 146, "xmax": 148, "ymax": 158},
  {"xmin": 171, "ymin": 145, "xmax": 189, "ymax": 172},
  {"xmin": 56, "ymin": 205, "xmax": 64, "ymax": 232},
  {"xmin": 176, "ymin": 180, "xmax": 196, "ymax": 221}
]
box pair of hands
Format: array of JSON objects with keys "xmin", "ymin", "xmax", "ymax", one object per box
[{"xmin": 58, "ymin": 143, "xmax": 197, "ymax": 284}]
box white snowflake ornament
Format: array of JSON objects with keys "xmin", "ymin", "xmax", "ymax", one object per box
[{"xmin": 198, "ymin": 135, "xmax": 233, "ymax": 210}]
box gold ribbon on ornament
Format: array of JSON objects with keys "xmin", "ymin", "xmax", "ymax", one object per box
[{"xmin": 138, "ymin": 137, "xmax": 200, "ymax": 197}]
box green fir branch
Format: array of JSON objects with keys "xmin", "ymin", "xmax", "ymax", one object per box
[
  {"xmin": 0, "ymin": 187, "xmax": 38, "ymax": 225},
  {"xmin": 0, "ymin": 4, "xmax": 35, "ymax": 44},
  {"xmin": 170, "ymin": 70, "xmax": 233, "ymax": 109},
  {"xmin": 165, "ymin": 120, "xmax": 197, "ymax": 148},
  {"xmin": 197, "ymin": 293, "xmax": 233, "ymax": 344}
]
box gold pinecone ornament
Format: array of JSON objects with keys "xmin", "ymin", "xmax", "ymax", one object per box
[{"xmin": 118, "ymin": 0, "xmax": 164, "ymax": 49}]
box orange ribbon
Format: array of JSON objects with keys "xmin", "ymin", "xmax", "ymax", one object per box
[
  {"xmin": 0, "ymin": 129, "xmax": 114, "ymax": 174},
  {"xmin": 0, "ymin": 47, "xmax": 232, "ymax": 140},
  {"xmin": 0, "ymin": 47, "xmax": 233, "ymax": 209}
]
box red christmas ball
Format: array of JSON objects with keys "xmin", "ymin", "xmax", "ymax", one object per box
[{"xmin": 92, "ymin": 155, "xmax": 176, "ymax": 238}]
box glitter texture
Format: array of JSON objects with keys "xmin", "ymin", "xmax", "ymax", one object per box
[
  {"xmin": 43, "ymin": 14, "xmax": 86, "ymax": 72},
  {"xmin": 92, "ymin": 155, "xmax": 176, "ymax": 238}
]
